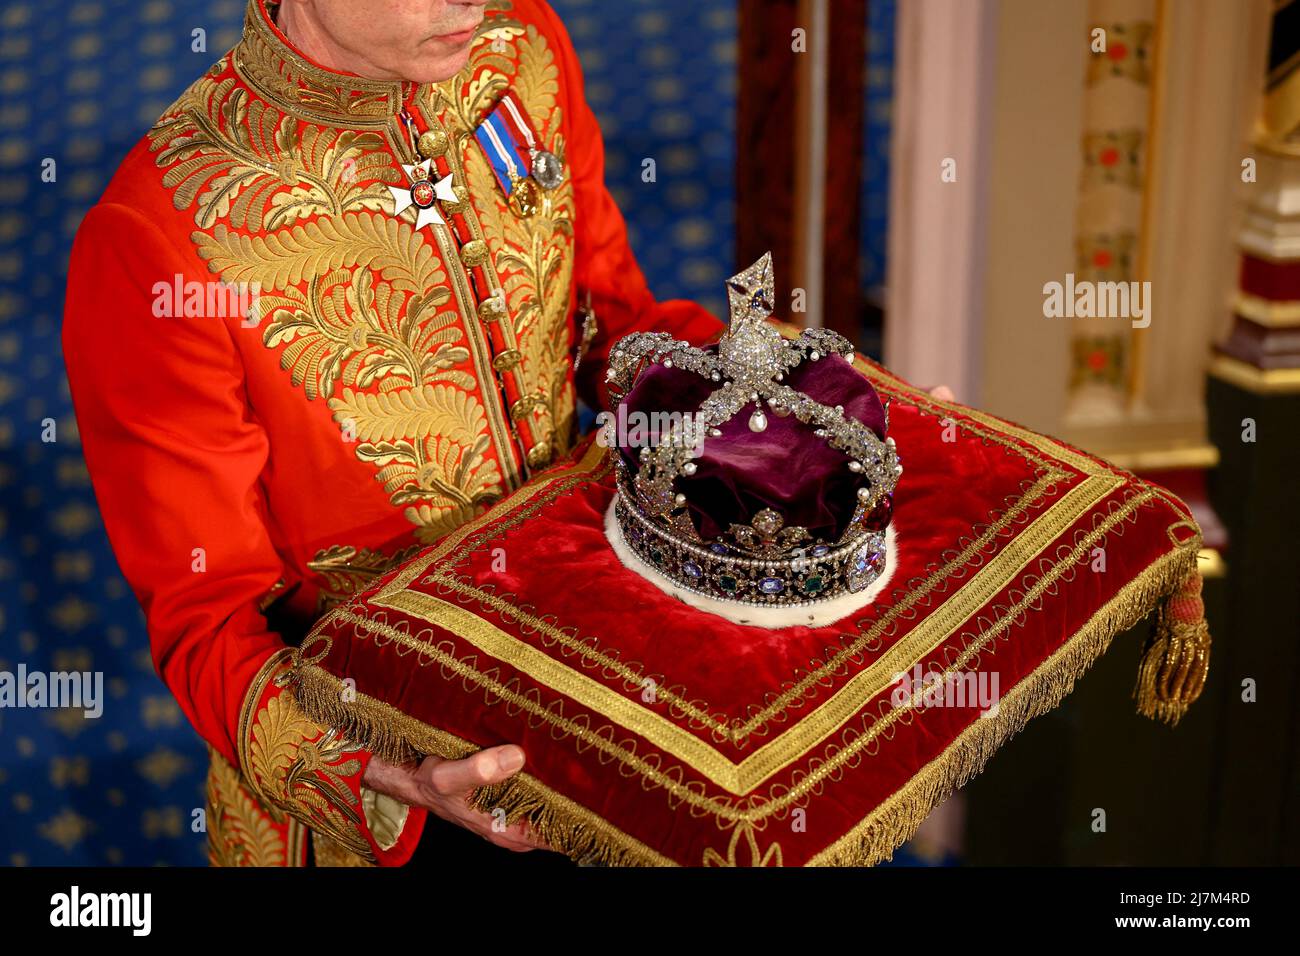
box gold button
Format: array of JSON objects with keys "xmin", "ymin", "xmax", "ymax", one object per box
[
  {"xmin": 527, "ymin": 441, "xmax": 553, "ymax": 469},
  {"xmin": 493, "ymin": 349, "xmax": 523, "ymax": 372},
  {"xmin": 460, "ymin": 239, "xmax": 489, "ymax": 268},
  {"xmin": 477, "ymin": 296, "xmax": 506, "ymax": 324},
  {"xmin": 417, "ymin": 129, "xmax": 449, "ymax": 158},
  {"xmin": 510, "ymin": 395, "xmax": 539, "ymax": 421}
]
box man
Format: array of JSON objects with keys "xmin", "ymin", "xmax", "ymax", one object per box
[
  {"xmin": 63, "ymin": 0, "xmax": 728, "ymax": 866},
  {"xmin": 65, "ymin": 0, "xmax": 950, "ymax": 867}
]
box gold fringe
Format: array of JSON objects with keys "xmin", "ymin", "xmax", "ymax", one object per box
[
  {"xmin": 290, "ymin": 543, "xmax": 1200, "ymax": 867},
  {"xmin": 291, "ymin": 665, "xmax": 449, "ymax": 767},
  {"xmin": 810, "ymin": 543, "xmax": 1201, "ymax": 866},
  {"xmin": 1133, "ymin": 570, "xmax": 1211, "ymax": 727},
  {"xmin": 463, "ymin": 779, "xmax": 672, "ymax": 867},
  {"xmin": 288, "ymin": 663, "xmax": 674, "ymax": 866}
]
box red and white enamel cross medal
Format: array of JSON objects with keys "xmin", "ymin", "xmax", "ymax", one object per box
[{"xmin": 388, "ymin": 158, "xmax": 457, "ymax": 232}]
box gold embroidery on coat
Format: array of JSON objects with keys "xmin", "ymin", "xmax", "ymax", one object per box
[
  {"xmin": 312, "ymin": 830, "xmax": 375, "ymax": 867},
  {"xmin": 148, "ymin": 43, "xmax": 507, "ymax": 543},
  {"xmin": 433, "ymin": 22, "xmax": 578, "ymax": 459},
  {"xmin": 308, "ymin": 542, "xmax": 422, "ymax": 611},
  {"xmin": 206, "ymin": 746, "xmax": 287, "ymax": 867},
  {"xmin": 247, "ymin": 691, "xmax": 372, "ymax": 858},
  {"xmin": 234, "ymin": 650, "xmax": 374, "ymax": 859},
  {"xmin": 234, "ymin": 4, "xmax": 402, "ymax": 127}
]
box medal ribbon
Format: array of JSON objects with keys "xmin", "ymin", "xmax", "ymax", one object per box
[
  {"xmin": 475, "ymin": 109, "xmax": 526, "ymax": 197},
  {"xmin": 498, "ymin": 90, "xmax": 539, "ymax": 156}
]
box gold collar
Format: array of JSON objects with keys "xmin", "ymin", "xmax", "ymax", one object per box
[{"xmin": 231, "ymin": 0, "xmax": 412, "ymax": 128}]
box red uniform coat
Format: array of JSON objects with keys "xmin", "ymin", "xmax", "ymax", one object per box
[{"xmin": 63, "ymin": 0, "xmax": 721, "ymax": 865}]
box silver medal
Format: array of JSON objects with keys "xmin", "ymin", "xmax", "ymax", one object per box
[{"xmin": 531, "ymin": 149, "xmax": 564, "ymax": 190}]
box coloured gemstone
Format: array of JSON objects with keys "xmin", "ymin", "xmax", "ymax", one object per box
[
  {"xmin": 718, "ymin": 575, "xmax": 738, "ymax": 592},
  {"xmin": 759, "ymin": 577, "xmax": 784, "ymax": 595},
  {"xmin": 860, "ymin": 494, "xmax": 894, "ymax": 531},
  {"xmin": 683, "ymin": 561, "xmax": 703, "ymax": 579},
  {"xmin": 801, "ymin": 576, "xmax": 824, "ymax": 594}
]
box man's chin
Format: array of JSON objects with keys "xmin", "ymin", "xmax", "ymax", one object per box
[{"xmin": 403, "ymin": 44, "xmax": 475, "ymax": 84}]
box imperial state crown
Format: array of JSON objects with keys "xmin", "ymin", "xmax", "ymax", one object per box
[{"xmin": 604, "ymin": 253, "xmax": 902, "ymax": 606}]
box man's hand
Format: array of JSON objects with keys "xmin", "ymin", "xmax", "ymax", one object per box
[
  {"xmin": 927, "ymin": 385, "xmax": 956, "ymax": 402},
  {"xmin": 362, "ymin": 745, "xmax": 548, "ymax": 852}
]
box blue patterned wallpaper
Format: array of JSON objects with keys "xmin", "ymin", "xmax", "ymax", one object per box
[
  {"xmin": 560, "ymin": 0, "xmax": 736, "ymax": 319},
  {"xmin": 0, "ymin": 0, "xmax": 246, "ymax": 868}
]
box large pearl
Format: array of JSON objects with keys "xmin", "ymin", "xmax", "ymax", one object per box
[{"xmin": 748, "ymin": 409, "xmax": 768, "ymax": 432}]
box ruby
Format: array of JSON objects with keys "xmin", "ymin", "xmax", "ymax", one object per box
[{"xmin": 860, "ymin": 493, "xmax": 893, "ymax": 531}]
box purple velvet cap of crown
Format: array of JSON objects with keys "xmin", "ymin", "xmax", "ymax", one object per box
[{"xmin": 616, "ymin": 347, "xmax": 889, "ymax": 542}]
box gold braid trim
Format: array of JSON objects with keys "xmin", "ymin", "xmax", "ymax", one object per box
[
  {"xmin": 289, "ymin": 664, "xmax": 427, "ymax": 767},
  {"xmin": 810, "ymin": 542, "xmax": 1200, "ymax": 866},
  {"xmin": 289, "ymin": 539, "xmax": 1198, "ymax": 865},
  {"xmin": 464, "ymin": 777, "xmax": 675, "ymax": 867}
]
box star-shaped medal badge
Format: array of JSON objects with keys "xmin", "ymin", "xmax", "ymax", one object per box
[{"xmin": 389, "ymin": 159, "xmax": 457, "ymax": 231}]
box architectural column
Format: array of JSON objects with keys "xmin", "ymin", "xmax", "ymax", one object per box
[
  {"xmin": 884, "ymin": 0, "xmax": 998, "ymax": 400},
  {"xmin": 735, "ymin": 0, "xmax": 866, "ymax": 339},
  {"xmin": 1204, "ymin": 0, "xmax": 1300, "ymax": 865}
]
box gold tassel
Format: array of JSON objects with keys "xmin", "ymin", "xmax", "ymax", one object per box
[{"xmin": 1134, "ymin": 568, "xmax": 1211, "ymax": 726}]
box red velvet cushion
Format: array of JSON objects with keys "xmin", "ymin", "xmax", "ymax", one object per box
[{"xmin": 290, "ymin": 357, "xmax": 1207, "ymax": 867}]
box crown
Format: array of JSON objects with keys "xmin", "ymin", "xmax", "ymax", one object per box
[{"xmin": 605, "ymin": 253, "xmax": 902, "ymax": 607}]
